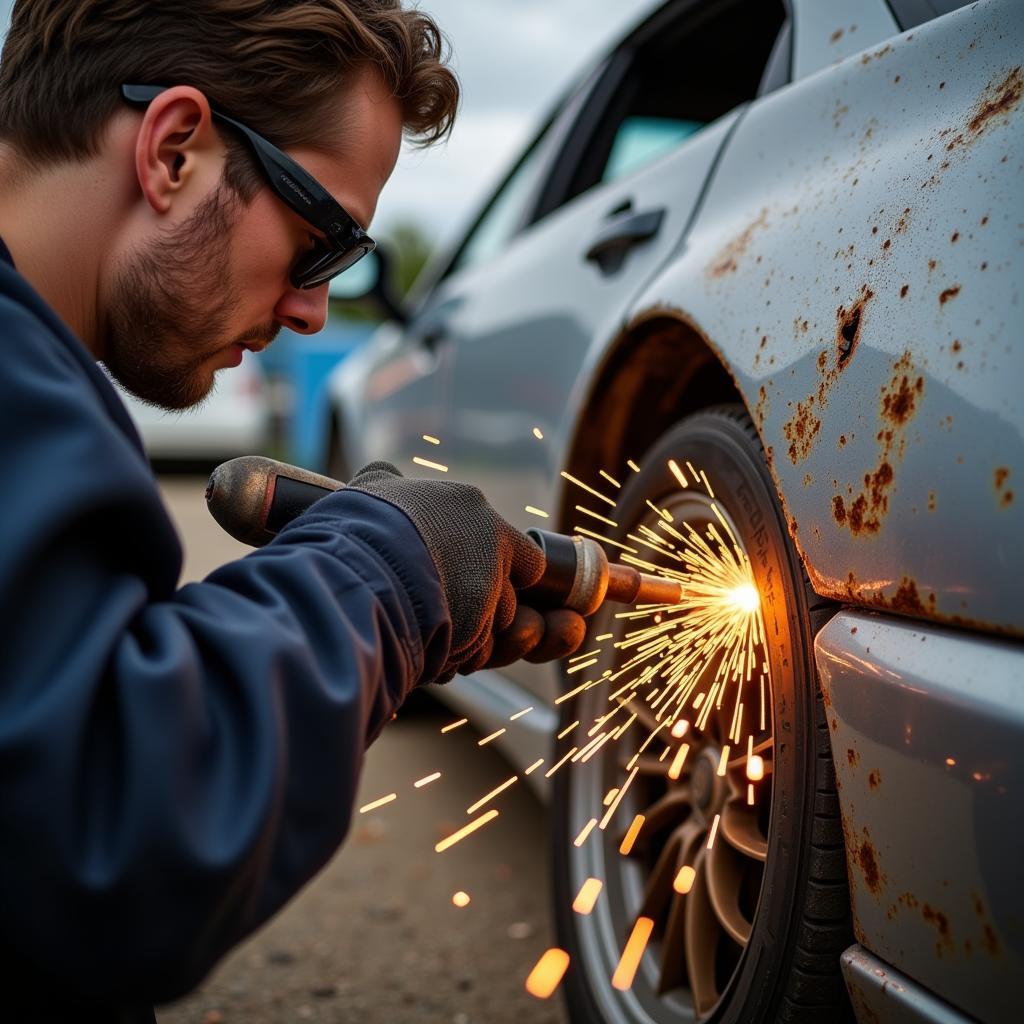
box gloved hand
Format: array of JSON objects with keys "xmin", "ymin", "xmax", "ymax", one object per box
[{"xmin": 348, "ymin": 462, "xmax": 586, "ymax": 682}]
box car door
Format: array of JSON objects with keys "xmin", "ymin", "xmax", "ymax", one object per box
[{"xmin": 436, "ymin": 0, "xmax": 788, "ymax": 699}]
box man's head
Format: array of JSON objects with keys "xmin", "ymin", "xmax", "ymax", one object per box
[{"xmin": 0, "ymin": 1, "xmax": 458, "ymax": 408}]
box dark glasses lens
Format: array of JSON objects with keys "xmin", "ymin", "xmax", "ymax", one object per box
[{"xmin": 292, "ymin": 239, "xmax": 376, "ymax": 290}]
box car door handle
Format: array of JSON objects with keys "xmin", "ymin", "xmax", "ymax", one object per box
[{"xmin": 585, "ymin": 207, "xmax": 666, "ymax": 272}]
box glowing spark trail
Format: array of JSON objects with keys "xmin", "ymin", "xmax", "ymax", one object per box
[
  {"xmin": 435, "ymin": 810, "xmax": 499, "ymax": 853},
  {"xmin": 574, "ymin": 818, "xmax": 599, "ymax": 847},
  {"xmin": 573, "ymin": 878, "xmax": 603, "ymax": 915},
  {"xmin": 359, "ymin": 793, "xmax": 397, "ymax": 814},
  {"xmin": 673, "ymin": 865, "xmax": 696, "ymax": 894},
  {"xmin": 525, "ymin": 949, "xmax": 570, "ymax": 999},
  {"xmin": 414, "ymin": 772, "xmax": 441, "ymax": 788},
  {"xmin": 466, "ymin": 775, "xmax": 518, "ymax": 815},
  {"xmin": 422, "ymin": 435, "xmax": 441, "ymax": 445},
  {"xmin": 532, "ymin": 427, "xmax": 544, "ymax": 440},
  {"xmin": 612, "ymin": 917, "xmax": 655, "ymax": 990},
  {"xmin": 619, "ymin": 814, "xmax": 645, "ymax": 856},
  {"xmin": 441, "ymin": 718, "xmax": 468, "ymax": 734},
  {"xmin": 524, "ymin": 758, "xmax": 545, "ymax": 775},
  {"xmin": 525, "ymin": 505, "xmax": 549, "ymax": 518},
  {"xmin": 412, "ymin": 456, "xmax": 449, "ymax": 473},
  {"xmin": 668, "ymin": 459, "xmax": 688, "ymax": 487},
  {"xmin": 509, "ymin": 706, "xmax": 534, "ymax": 721},
  {"xmin": 560, "ymin": 471, "xmax": 616, "ymax": 508},
  {"xmin": 478, "ymin": 728, "xmax": 506, "ymax": 746}
]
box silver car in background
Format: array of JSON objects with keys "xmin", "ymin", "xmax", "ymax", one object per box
[{"xmin": 330, "ymin": 1, "xmax": 1022, "ymax": 1022}]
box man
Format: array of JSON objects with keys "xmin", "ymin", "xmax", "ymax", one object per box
[{"xmin": 0, "ymin": 2, "xmax": 585, "ymax": 1020}]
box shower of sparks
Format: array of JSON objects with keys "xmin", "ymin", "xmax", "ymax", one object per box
[
  {"xmin": 595, "ymin": 632, "xmax": 614, "ymax": 642},
  {"xmin": 452, "ymin": 890, "xmax": 471, "ymax": 907},
  {"xmin": 673, "ymin": 865, "xmax": 696, "ymax": 894},
  {"xmin": 533, "ymin": 427, "xmax": 544, "ymax": 440},
  {"xmin": 359, "ymin": 793, "xmax": 397, "ymax": 814},
  {"xmin": 612, "ymin": 917, "xmax": 655, "ymax": 990},
  {"xmin": 478, "ymin": 728, "xmax": 506, "ymax": 746},
  {"xmin": 525, "ymin": 505, "xmax": 549, "ymax": 518},
  {"xmin": 717, "ymin": 745, "xmax": 731, "ymax": 776},
  {"xmin": 441, "ymin": 718, "xmax": 468, "ymax": 733},
  {"xmin": 545, "ymin": 747, "xmax": 578, "ymax": 778},
  {"xmin": 510, "ymin": 706, "xmax": 534, "ymax": 721},
  {"xmin": 572, "ymin": 878, "xmax": 604, "ymax": 915},
  {"xmin": 667, "ymin": 744, "xmax": 689, "ymax": 780},
  {"xmin": 600, "ymin": 470, "xmax": 621, "ymax": 489},
  {"xmin": 435, "ymin": 809, "xmax": 499, "ymax": 853},
  {"xmin": 422, "ymin": 434, "xmax": 441, "ymax": 445},
  {"xmin": 557, "ymin": 720, "xmax": 580, "ymax": 740},
  {"xmin": 525, "ymin": 948, "xmax": 570, "ymax": 999},
  {"xmin": 411, "ymin": 456, "xmax": 449, "ymax": 473},
  {"xmin": 414, "ymin": 771, "xmax": 441, "ymax": 788},
  {"xmin": 466, "ymin": 775, "xmax": 518, "ymax": 815},
  {"xmin": 524, "ymin": 758, "xmax": 545, "ymax": 775},
  {"xmin": 619, "ymin": 814, "xmax": 645, "ymax": 856}
]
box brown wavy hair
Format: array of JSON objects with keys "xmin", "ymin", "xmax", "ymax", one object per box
[{"xmin": 0, "ymin": 0, "xmax": 459, "ymax": 196}]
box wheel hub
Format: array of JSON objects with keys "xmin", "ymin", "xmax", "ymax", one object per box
[{"xmin": 691, "ymin": 749, "xmax": 723, "ymax": 815}]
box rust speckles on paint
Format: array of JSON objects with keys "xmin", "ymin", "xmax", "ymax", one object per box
[
  {"xmin": 855, "ymin": 830, "xmax": 884, "ymax": 897},
  {"xmin": 783, "ymin": 396, "xmax": 822, "ymax": 464},
  {"xmin": 755, "ymin": 385, "xmax": 770, "ymax": 428},
  {"xmin": 833, "ymin": 495, "xmax": 847, "ymax": 524},
  {"xmin": 923, "ymin": 904, "xmax": 955, "ymax": 957},
  {"xmin": 868, "ymin": 769, "xmax": 881, "ymax": 790},
  {"xmin": 967, "ymin": 65, "xmax": 1023, "ymax": 137},
  {"xmin": 900, "ymin": 284, "xmax": 909, "ymax": 298},
  {"xmin": 833, "ymin": 353, "xmax": 922, "ymax": 537},
  {"xmin": 706, "ymin": 208, "xmax": 768, "ymax": 277},
  {"xmin": 994, "ymin": 467, "xmax": 1013, "ymax": 508},
  {"xmin": 939, "ymin": 284, "xmax": 962, "ymax": 305},
  {"xmin": 847, "ymin": 747, "xmax": 860, "ymax": 768}
]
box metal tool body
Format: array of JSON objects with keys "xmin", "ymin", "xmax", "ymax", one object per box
[{"xmin": 206, "ymin": 456, "xmax": 683, "ymax": 613}]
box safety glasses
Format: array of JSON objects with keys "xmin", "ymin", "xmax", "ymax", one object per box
[{"xmin": 122, "ymin": 84, "xmax": 375, "ymax": 289}]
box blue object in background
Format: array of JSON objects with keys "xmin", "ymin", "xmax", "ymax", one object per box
[{"xmin": 272, "ymin": 319, "xmax": 376, "ymax": 472}]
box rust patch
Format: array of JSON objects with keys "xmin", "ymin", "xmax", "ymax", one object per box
[
  {"xmin": 838, "ymin": 434, "xmax": 847, "ymax": 448},
  {"xmin": 855, "ymin": 830, "xmax": 884, "ymax": 897},
  {"xmin": 900, "ymin": 284, "xmax": 909, "ymax": 298},
  {"xmin": 847, "ymin": 747, "xmax": 860, "ymax": 768},
  {"xmin": 928, "ymin": 491, "xmax": 936, "ymax": 512},
  {"xmin": 860, "ymin": 43, "xmax": 892, "ymax": 65},
  {"xmin": 755, "ymin": 385, "xmax": 770, "ymax": 427},
  {"xmin": 967, "ymin": 65, "xmax": 1023, "ymax": 137},
  {"xmin": 868, "ymin": 769, "xmax": 881, "ymax": 790},
  {"xmin": 833, "ymin": 495, "xmax": 847, "ymax": 524},
  {"xmin": 951, "ymin": 231, "xmax": 960, "ymax": 243},
  {"xmin": 882, "ymin": 354, "xmax": 924, "ymax": 426},
  {"xmin": 899, "ymin": 892, "xmax": 919, "ymax": 910},
  {"xmin": 923, "ymin": 904, "xmax": 955, "ymax": 957},
  {"xmin": 994, "ymin": 467, "xmax": 1013, "ymax": 508},
  {"xmin": 895, "ymin": 207, "xmax": 911, "ymax": 233},
  {"xmin": 951, "ymin": 339, "xmax": 962, "ymax": 352},
  {"xmin": 830, "ymin": 27, "xmax": 844, "ymax": 44},
  {"xmin": 783, "ymin": 396, "xmax": 822, "ymax": 464},
  {"xmin": 836, "ymin": 286, "xmax": 873, "ymax": 368},
  {"xmin": 707, "ymin": 209, "xmax": 768, "ymax": 277},
  {"xmin": 939, "ymin": 284, "xmax": 961, "ymax": 304}
]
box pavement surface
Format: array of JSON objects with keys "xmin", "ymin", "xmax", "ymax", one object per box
[{"xmin": 155, "ymin": 475, "xmax": 568, "ymax": 1024}]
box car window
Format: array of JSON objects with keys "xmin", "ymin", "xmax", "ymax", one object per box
[
  {"xmin": 449, "ymin": 135, "xmax": 550, "ymax": 275},
  {"xmin": 886, "ymin": 0, "xmax": 972, "ymax": 30},
  {"xmin": 601, "ymin": 116, "xmax": 703, "ymax": 184},
  {"xmin": 536, "ymin": 0, "xmax": 787, "ymax": 215}
]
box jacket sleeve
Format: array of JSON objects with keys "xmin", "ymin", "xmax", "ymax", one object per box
[{"xmin": 0, "ymin": 294, "xmax": 451, "ymax": 1003}]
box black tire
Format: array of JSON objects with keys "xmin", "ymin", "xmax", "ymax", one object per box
[{"xmin": 552, "ymin": 406, "xmax": 852, "ymax": 1023}]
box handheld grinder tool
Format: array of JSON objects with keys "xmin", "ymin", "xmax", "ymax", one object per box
[{"xmin": 205, "ymin": 456, "xmax": 684, "ymax": 616}]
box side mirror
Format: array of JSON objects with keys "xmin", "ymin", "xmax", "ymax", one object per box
[{"xmin": 328, "ymin": 246, "xmax": 409, "ymax": 325}]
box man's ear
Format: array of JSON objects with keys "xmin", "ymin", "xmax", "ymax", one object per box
[{"xmin": 133, "ymin": 86, "xmax": 223, "ymax": 214}]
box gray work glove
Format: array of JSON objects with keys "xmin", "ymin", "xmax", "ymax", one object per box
[{"xmin": 348, "ymin": 462, "xmax": 586, "ymax": 682}]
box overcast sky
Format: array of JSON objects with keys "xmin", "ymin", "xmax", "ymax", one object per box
[{"xmin": 0, "ymin": 0, "xmax": 660, "ymax": 245}]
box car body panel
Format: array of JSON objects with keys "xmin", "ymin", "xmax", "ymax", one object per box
[
  {"xmin": 816, "ymin": 611, "xmax": 1024, "ymax": 1024},
  {"xmin": 627, "ymin": 0, "xmax": 1023, "ymax": 635},
  {"xmin": 791, "ymin": 0, "xmax": 899, "ymax": 80},
  {"xmin": 841, "ymin": 945, "xmax": 975, "ymax": 1024}
]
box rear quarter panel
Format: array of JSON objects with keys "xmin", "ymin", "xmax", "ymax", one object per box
[{"xmin": 628, "ymin": 0, "xmax": 1023, "ymax": 635}]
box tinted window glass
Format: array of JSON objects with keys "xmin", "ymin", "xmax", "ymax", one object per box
[
  {"xmin": 601, "ymin": 116, "xmax": 703, "ymax": 183},
  {"xmin": 887, "ymin": 0, "xmax": 972, "ymax": 30}
]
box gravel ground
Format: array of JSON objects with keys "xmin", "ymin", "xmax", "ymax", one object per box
[{"xmin": 156, "ymin": 476, "xmax": 569, "ymax": 1024}]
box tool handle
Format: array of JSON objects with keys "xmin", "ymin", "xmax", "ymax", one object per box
[{"xmin": 206, "ymin": 456, "xmax": 342, "ymax": 547}]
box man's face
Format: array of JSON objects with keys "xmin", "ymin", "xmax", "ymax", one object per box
[{"xmin": 105, "ymin": 72, "xmax": 403, "ymax": 410}]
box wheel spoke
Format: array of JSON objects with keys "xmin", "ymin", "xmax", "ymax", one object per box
[
  {"xmin": 656, "ymin": 822, "xmax": 705, "ymax": 994},
  {"xmin": 638, "ymin": 828, "xmax": 683, "ymax": 922},
  {"xmin": 640, "ymin": 786, "xmax": 692, "ymax": 836},
  {"xmin": 619, "ymin": 753, "xmax": 673, "ymax": 777},
  {"xmin": 684, "ymin": 848, "xmax": 721, "ymax": 1017},
  {"xmin": 720, "ymin": 799, "xmax": 768, "ymax": 862},
  {"xmin": 706, "ymin": 837, "xmax": 752, "ymax": 946}
]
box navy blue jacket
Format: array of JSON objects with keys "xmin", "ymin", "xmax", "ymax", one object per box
[{"xmin": 0, "ymin": 241, "xmax": 452, "ymax": 1020}]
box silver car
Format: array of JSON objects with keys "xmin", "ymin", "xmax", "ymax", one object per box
[{"xmin": 325, "ymin": 1, "xmax": 1023, "ymax": 1022}]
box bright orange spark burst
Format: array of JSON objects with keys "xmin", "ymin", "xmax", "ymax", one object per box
[{"xmin": 525, "ymin": 948, "xmax": 570, "ymax": 999}]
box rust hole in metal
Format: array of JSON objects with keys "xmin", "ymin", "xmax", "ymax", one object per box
[{"xmin": 836, "ymin": 286, "xmax": 873, "ymax": 367}]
